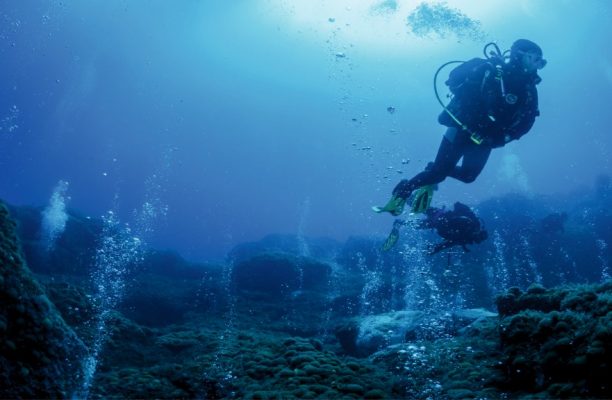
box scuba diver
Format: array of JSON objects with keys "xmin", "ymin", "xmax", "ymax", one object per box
[
  {"xmin": 383, "ymin": 202, "xmax": 488, "ymax": 254},
  {"xmin": 373, "ymin": 39, "xmax": 546, "ymax": 216}
]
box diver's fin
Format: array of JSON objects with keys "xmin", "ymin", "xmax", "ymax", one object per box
[
  {"xmin": 372, "ymin": 195, "xmax": 406, "ymax": 216},
  {"xmin": 382, "ymin": 220, "xmax": 404, "ymax": 251},
  {"xmin": 429, "ymin": 240, "xmax": 451, "ymax": 255},
  {"xmin": 411, "ymin": 185, "xmax": 435, "ymax": 214}
]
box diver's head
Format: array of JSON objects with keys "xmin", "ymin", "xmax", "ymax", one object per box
[{"xmin": 510, "ymin": 39, "xmax": 546, "ymax": 73}]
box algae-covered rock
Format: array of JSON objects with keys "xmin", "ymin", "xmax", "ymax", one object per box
[
  {"xmin": 7, "ymin": 203, "xmax": 100, "ymax": 276},
  {"xmin": 337, "ymin": 308, "xmax": 497, "ymax": 357},
  {"xmin": 495, "ymin": 283, "xmax": 612, "ymax": 398},
  {"xmin": 447, "ymin": 388, "xmax": 475, "ymax": 399},
  {"xmin": 234, "ymin": 335, "xmax": 395, "ymax": 399},
  {"xmin": 496, "ymin": 286, "xmax": 566, "ymax": 316},
  {"xmin": 227, "ymin": 233, "xmax": 341, "ymax": 263},
  {"xmin": 364, "ymin": 388, "xmax": 387, "ymax": 398},
  {"xmin": 91, "ymin": 363, "xmax": 217, "ymax": 399},
  {"xmin": 156, "ymin": 331, "xmax": 203, "ymax": 351},
  {"xmin": 0, "ymin": 202, "xmax": 87, "ymax": 398},
  {"xmin": 233, "ymin": 253, "xmax": 331, "ymax": 295},
  {"xmin": 335, "ymin": 311, "xmax": 426, "ymax": 356},
  {"xmin": 43, "ymin": 279, "xmax": 96, "ymax": 329},
  {"xmin": 339, "ymin": 383, "xmax": 364, "ymax": 394},
  {"xmin": 356, "ymin": 310, "xmax": 425, "ymax": 356}
]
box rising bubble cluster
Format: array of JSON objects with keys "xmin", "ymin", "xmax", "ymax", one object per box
[
  {"xmin": 41, "ymin": 180, "xmax": 70, "ymax": 252},
  {"xmin": 0, "ymin": 105, "xmax": 20, "ymax": 134},
  {"xmin": 78, "ymin": 211, "xmax": 144, "ymax": 398},
  {"xmin": 407, "ymin": 2, "xmax": 486, "ymax": 41}
]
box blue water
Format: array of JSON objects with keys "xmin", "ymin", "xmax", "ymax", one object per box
[{"xmin": 1, "ymin": 0, "xmax": 611, "ymax": 261}]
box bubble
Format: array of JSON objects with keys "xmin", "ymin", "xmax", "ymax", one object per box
[
  {"xmin": 79, "ymin": 210, "xmax": 144, "ymax": 397},
  {"xmin": 407, "ymin": 2, "xmax": 486, "ymax": 41},
  {"xmin": 0, "ymin": 104, "xmax": 20, "ymax": 134},
  {"xmin": 41, "ymin": 180, "xmax": 70, "ymax": 252}
]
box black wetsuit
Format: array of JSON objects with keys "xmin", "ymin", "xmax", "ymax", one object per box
[
  {"xmin": 420, "ymin": 202, "xmax": 488, "ymax": 254},
  {"xmin": 394, "ymin": 58, "xmax": 541, "ymax": 198}
]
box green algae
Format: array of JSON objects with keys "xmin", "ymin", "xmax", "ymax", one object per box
[{"xmin": 0, "ymin": 202, "xmax": 86, "ymax": 398}]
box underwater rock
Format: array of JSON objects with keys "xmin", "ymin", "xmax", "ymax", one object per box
[
  {"xmin": 227, "ymin": 233, "xmax": 340, "ymax": 263},
  {"xmin": 496, "ymin": 285, "xmax": 566, "ymax": 316},
  {"xmin": 451, "ymin": 308, "xmax": 498, "ymax": 336},
  {"xmin": 476, "ymin": 191, "xmax": 611, "ymax": 286},
  {"xmin": 370, "ymin": 329, "xmax": 504, "ymax": 399},
  {"xmin": 43, "ymin": 279, "xmax": 97, "ymax": 333},
  {"xmin": 495, "ymin": 283, "xmax": 612, "ymax": 397},
  {"xmin": 0, "ymin": 202, "xmax": 87, "ymax": 398},
  {"xmin": 337, "ymin": 236, "xmax": 388, "ymax": 271},
  {"xmin": 139, "ymin": 249, "xmax": 220, "ymax": 279},
  {"xmin": 119, "ymin": 277, "xmax": 198, "ymax": 326},
  {"xmin": 91, "ymin": 363, "xmax": 216, "ymax": 399},
  {"xmin": 354, "ymin": 311, "xmax": 425, "ymax": 356},
  {"xmin": 7, "ymin": 203, "xmax": 100, "ymax": 276},
  {"xmin": 337, "ymin": 308, "xmax": 498, "ymax": 357},
  {"xmin": 116, "ymin": 252, "xmax": 225, "ymax": 326},
  {"xmin": 119, "ymin": 263, "xmax": 225, "ymax": 327},
  {"xmin": 90, "ymin": 311, "xmax": 156, "ymax": 370},
  {"xmin": 336, "ymin": 235, "xmax": 402, "ymax": 271},
  {"xmin": 89, "ymin": 330, "xmax": 397, "ymax": 399},
  {"xmin": 233, "ymin": 252, "xmax": 332, "ymax": 295}
]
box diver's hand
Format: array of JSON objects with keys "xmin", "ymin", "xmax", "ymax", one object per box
[
  {"xmin": 392, "ymin": 179, "xmax": 412, "ymax": 199},
  {"xmin": 483, "ymin": 135, "xmax": 506, "ymax": 148},
  {"xmin": 487, "ymin": 132, "xmax": 514, "ymax": 148}
]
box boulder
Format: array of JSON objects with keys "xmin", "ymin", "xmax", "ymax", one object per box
[
  {"xmin": 336, "ymin": 308, "xmax": 498, "ymax": 357},
  {"xmin": 233, "ymin": 253, "xmax": 332, "ymax": 296},
  {"xmin": 227, "ymin": 234, "xmax": 340, "ymax": 264},
  {"xmin": 7, "ymin": 204, "xmax": 100, "ymax": 276},
  {"xmin": 0, "ymin": 202, "xmax": 87, "ymax": 398},
  {"xmin": 495, "ymin": 283, "xmax": 612, "ymax": 397},
  {"xmin": 336, "ymin": 311, "xmax": 425, "ymax": 357}
]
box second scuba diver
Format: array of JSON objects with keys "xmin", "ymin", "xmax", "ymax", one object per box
[{"xmin": 382, "ymin": 202, "xmax": 488, "ymax": 254}]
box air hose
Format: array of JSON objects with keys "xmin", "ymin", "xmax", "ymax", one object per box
[
  {"xmin": 433, "ymin": 60, "xmax": 469, "ymax": 132},
  {"xmin": 432, "ymin": 42, "xmax": 506, "ymax": 145}
]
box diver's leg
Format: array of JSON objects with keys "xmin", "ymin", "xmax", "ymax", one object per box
[
  {"xmin": 393, "ymin": 129, "xmax": 463, "ymax": 198},
  {"xmin": 448, "ymin": 143, "xmax": 492, "ymax": 183},
  {"xmin": 429, "ymin": 240, "xmax": 453, "ymax": 255}
]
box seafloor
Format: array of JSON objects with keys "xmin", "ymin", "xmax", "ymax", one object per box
[{"xmin": 1, "ymin": 193, "xmax": 611, "ymax": 399}]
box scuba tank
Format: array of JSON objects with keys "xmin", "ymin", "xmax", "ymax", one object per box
[{"xmin": 434, "ymin": 42, "xmax": 508, "ymax": 145}]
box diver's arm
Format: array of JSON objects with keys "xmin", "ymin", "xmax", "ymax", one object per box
[
  {"xmin": 484, "ymin": 108, "xmax": 537, "ymax": 148},
  {"xmin": 503, "ymin": 85, "xmax": 540, "ymax": 142},
  {"xmin": 504, "ymin": 110, "xmax": 537, "ymax": 141},
  {"xmin": 481, "ymin": 78, "xmax": 540, "ymax": 148}
]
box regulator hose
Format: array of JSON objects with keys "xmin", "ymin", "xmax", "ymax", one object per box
[
  {"xmin": 433, "ymin": 42, "xmax": 507, "ymax": 142},
  {"xmin": 433, "ymin": 60, "xmax": 469, "ymax": 132}
]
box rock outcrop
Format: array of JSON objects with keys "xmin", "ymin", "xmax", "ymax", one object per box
[
  {"xmin": 0, "ymin": 202, "xmax": 87, "ymax": 398},
  {"xmin": 336, "ymin": 308, "xmax": 497, "ymax": 357},
  {"xmin": 494, "ymin": 283, "xmax": 612, "ymax": 398}
]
